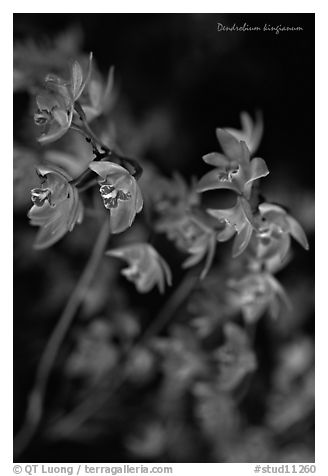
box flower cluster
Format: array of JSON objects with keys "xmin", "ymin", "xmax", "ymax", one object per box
[
  {"xmin": 17, "ymin": 44, "xmax": 313, "ymax": 463},
  {"xmin": 195, "ymin": 112, "xmax": 309, "ymax": 322},
  {"xmin": 152, "ymin": 174, "xmax": 222, "ymax": 278}
]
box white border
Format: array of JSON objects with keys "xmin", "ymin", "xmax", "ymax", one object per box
[{"xmin": 4, "ymin": 3, "xmax": 325, "ymax": 474}]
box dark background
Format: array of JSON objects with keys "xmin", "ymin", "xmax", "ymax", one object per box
[
  {"xmin": 14, "ymin": 13, "xmax": 315, "ymax": 462},
  {"xmin": 14, "ymin": 13, "xmax": 314, "ymax": 182}
]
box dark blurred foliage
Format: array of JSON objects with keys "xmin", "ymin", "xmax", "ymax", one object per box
[{"xmin": 14, "ymin": 13, "xmax": 314, "ymax": 463}]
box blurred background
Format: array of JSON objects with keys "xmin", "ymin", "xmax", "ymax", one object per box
[{"xmin": 14, "ymin": 13, "xmax": 314, "ymax": 463}]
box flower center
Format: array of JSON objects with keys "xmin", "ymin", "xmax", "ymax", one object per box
[
  {"xmin": 34, "ymin": 109, "xmax": 52, "ymax": 126},
  {"xmin": 99, "ymin": 184, "xmax": 131, "ymax": 209},
  {"xmin": 218, "ymin": 164, "xmax": 240, "ymax": 182},
  {"xmin": 257, "ymin": 219, "xmax": 284, "ymax": 243},
  {"xmin": 31, "ymin": 188, "xmax": 51, "ymax": 207}
]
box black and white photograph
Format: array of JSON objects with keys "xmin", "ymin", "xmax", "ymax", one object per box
[{"xmin": 13, "ymin": 12, "xmax": 315, "ymax": 469}]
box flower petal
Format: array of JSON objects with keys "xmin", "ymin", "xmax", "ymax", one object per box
[
  {"xmin": 110, "ymin": 199, "xmax": 136, "ymax": 234},
  {"xmin": 73, "ymin": 52, "xmax": 93, "ymax": 101},
  {"xmin": 216, "ymin": 224, "xmax": 236, "ymax": 242},
  {"xmin": 202, "ymin": 152, "xmax": 231, "ymax": 168},
  {"xmin": 89, "ymin": 160, "xmax": 128, "ymax": 179},
  {"xmin": 216, "ymin": 129, "xmax": 247, "ymax": 162},
  {"xmin": 135, "ymin": 183, "xmax": 144, "ymax": 213},
  {"xmin": 232, "ymin": 222, "xmax": 253, "ymax": 257},
  {"xmin": 71, "ymin": 61, "xmax": 84, "ymax": 99},
  {"xmin": 246, "ymin": 157, "xmax": 269, "ymax": 184},
  {"xmin": 285, "ymin": 215, "xmax": 309, "ymax": 250},
  {"xmin": 197, "ymin": 169, "xmax": 240, "ymax": 194}
]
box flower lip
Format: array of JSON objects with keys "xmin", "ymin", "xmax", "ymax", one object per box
[
  {"xmin": 34, "ymin": 109, "xmax": 52, "ymax": 126},
  {"xmin": 89, "ymin": 161, "xmax": 143, "ymax": 234},
  {"xmin": 31, "ymin": 188, "xmax": 51, "ymax": 207},
  {"xmin": 218, "ymin": 163, "xmax": 240, "ymax": 182},
  {"xmin": 99, "ymin": 183, "xmax": 132, "ymax": 209}
]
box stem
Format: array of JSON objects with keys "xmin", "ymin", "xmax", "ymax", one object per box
[
  {"xmin": 14, "ymin": 219, "xmax": 111, "ymax": 458},
  {"xmin": 71, "ymin": 103, "xmax": 143, "ymax": 187},
  {"xmin": 81, "ymin": 118, "xmax": 110, "ymax": 154},
  {"xmin": 140, "ymin": 271, "xmax": 200, "ymax": 343},
  {"xmin": 74, "ymin": 101, "xmax": 110, "ymax": 154},
  {"xmin": 71, "ymin": 149, "xmax": 143, "ymax": 190},
  {"xmin": 46, "ymin": 270, "xmax": 200, "ymax": 438}
]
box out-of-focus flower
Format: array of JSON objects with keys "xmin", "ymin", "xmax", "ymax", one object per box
[
  {"xmin": 197, "ymin": 129, "xmax": 269, "ymax": 199},
  {"xmin": 28, "ymin": 165, "xmax": 83, "ymax": 249},
  {"xmin": 224, "ymin": 111, "xmax": 264, "ymax": 155},
  {"xmin": 273, "ymin": 337, "xmax": 314, "ymax": 392},
  {"xmin": 225, "ymin": 427, "xmax": 274, "ymax": 463},
  {"xmin": 207, "ymin": 196, "xmax": 256, "ymax": 257},
  {"xmin": 152, "ymin": 174, "xmax": 218, "ymax": 277},
  {"xmin": 151, "ymin": 173, "xmax": 200, "ymax": 215},
  {"xmin": 89, "ymin": 161, "xmax": 143, "ymax": 234},
  {"xmin": 153, "ymin": 326, "xmax": 208, "ymax": 382},
  {"xmin": 80, "ymin": 66, "xmax": 116, "ymax": 122},
  {"xmin": 65, "ymin": 320, "xmax": 119, "ymax": 382},
  {"xmin": 192, "ymin": 382, "xmax": 239, "ymax": 444},
  {"xmin": 226, "ymin": 272, "xmax": 291, "ymax": 322},
  {"xmin": 156, "ymin": 210, "xmax": 219, "ymax": 278},
  {"xmin": 14, "ymin": 145, "xmax": 40, "ymax": 210},
  {"xmin": 249, "ymin": 202, "xmax": 309, "ymax": 271},
  {"xmin": 124, "ymin": 346, "xmax": 156, "ymax": 384},
  {"xmin": 213, "ymin": 322, "xmax": 257, "ymax": 391},
  {"xmin": 14, "ymin": 28, "xmax": 83, "ymax": 92},
  {"xmin": 125, "ymin": 421, "xmax": 167, "ymax": 458},
  {"xmin": 34, "ymin": 53, "xmax": 93, "ymax": 144},
  {"xmin": 106, "ymin": 243, "xmax": 172, "ymax": 293},
  {"xmin": 266, "ymin": 368, "xmax": 314, "ymax": 435}
]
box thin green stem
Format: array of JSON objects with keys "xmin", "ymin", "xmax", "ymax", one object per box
[{"xmin": 14, "ymin": 219, "xmax": 111, "ymax": 458}]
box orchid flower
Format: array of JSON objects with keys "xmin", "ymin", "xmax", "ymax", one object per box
[
  {"xmin": 248, "ymin": 202, "xmax": 309, "ymax": 271},
  {"xmin": 28, "ymin": 165, "xmax": 83, "ymax": 249},
  {"xmin": 106, "ymin": 243, "xmax": 172, "ymax": 293},
  {"xmin": 81, "ymin": 65, "xmax": 116, "ymax": 122},
  {"xmin": 224, "ymin": 111, "xmax": 263, "ymax": 155},
  {"xmin": 156, "ymin": 211, "xmax": 218, "ymax": 279},
  {"xmin": 89, "ymin": 161, "xmax": 143, "ymax": 234},
  {"xmin": 214, "ymin": 323, "xmax": 257, "ymax": 391},
  {"xmin": 197, "ymin": 129, "xmax": 269, "ymax": 199},
  {"xmin": 34, "ymin": 53, "xmax": 93, "ymax": 144},
  {"xmin": 207, "ymin": 196, "xmax": 256, "ymax": 257},
  {"xmin": 227, "ymin": 272, "xmax": 291, "ymax": 322}
]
